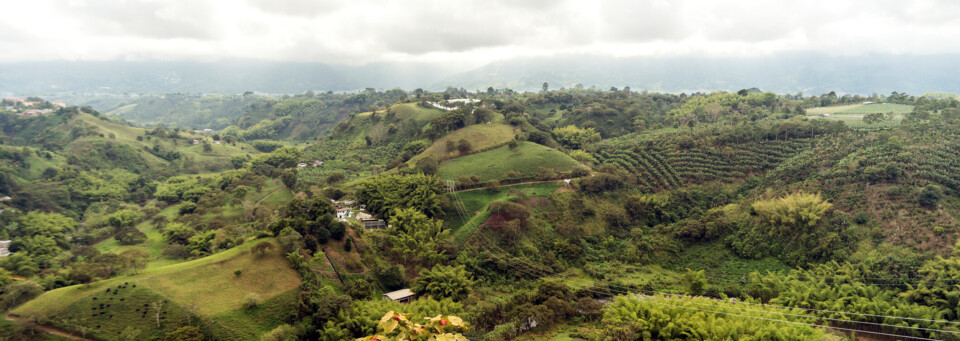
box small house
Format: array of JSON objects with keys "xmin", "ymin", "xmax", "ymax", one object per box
[
  {"xmin": 819, "ymin": 114, "xmax": 831, "ymax": 118},
  {"xmin": 336, "ymin": 208, "xmax": 352, "ymax": 220},
  {"xmin": 312, "ymin": 160, "xmax": 323, "ymax": 167},
  {"xmin": 297, "ymin": 163, "xmax": 307, "ymax": 168},
  {"xmin": 192, "ymin": 139, "xmax": 200, "ymax": 145},
  {"xmin": 213, "ymin": 140, "xmax": 222, "ymax": 144},
  {"xmin": 862, "ymin": 101, "xmax": 874, "ymax": 105},
  {"xmin": 382, "ymin": 289, "xmax": 415, "ymax": 303}
]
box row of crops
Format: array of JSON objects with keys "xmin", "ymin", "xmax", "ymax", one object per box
[
  {"xmin": 667, "ymin": 139, "xmax": 814, "ymax": 183},
  {"xmin": 594, "ymin": 149, "xmax": 681, "ymax": 190},
  {"xmin": 594, "ymin": 139, "xmax": 815, "ymax": 189},
  {"xmin": 830, "ymin": 141, "xmax": 960, "ymax": 190}
]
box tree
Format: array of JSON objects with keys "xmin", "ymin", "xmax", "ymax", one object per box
[
  {"xmin": 115, "ymin": 226, "xmax": 147, "ymax": 245},
  {"xmin": 251, "ymin": 241, "xmax": 275, "ymax": 258},
  {"xmin": 230, "ymin": 154, "xmax": 248, "ymax": 169},
  {"xmin": 456, "ymin": 139, "xmax": 471, "ymax": 154},
  {"xmin": 416, "ymin": 157, "xmax": 439, "ymax": 176},
  {"xmin": 919, "ymin": 185, "xmax": 943, "ymax": 209},
  {"xmin": 282, "ymin": 170, "xmax": 298, "ymax": 189},
  {"xmin": 357, "ymin": 174, "xmax": 445, "ymax": 220},
  {"xmin": 542, "ymin": 82, "xmax": 549, "ymax": 92},
  {"xmin": 0, "ymin": 281, "xmax": 43, "ymax": 311},
  {"xmin": 863, "ymin": 112, "xmax": 886, "ymax": 125},
  {"xmin": 278, "ymin": 227, "xmax": 304, "ymax": 254},
  {"xmin": 551, "ymin": 125, "xmax": 601, "ymax": 149},
  {"xmin": 751, "ymin": 191, "xmax": 832, "ymax": 236},
  {"xmin": 412, "ymin": 265, "xmax": 474, "ymax": 301},
  {"xmin": 1, "ymin": 253, "xmax": 36, "ymax": 277},
  {"xmin": 120, "ymin": 249, "xmax": 149, "ymax": 274}
]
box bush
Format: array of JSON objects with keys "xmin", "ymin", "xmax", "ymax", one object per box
[
  {"xmin": 234, "ymin": 269, "xmax": 243, "ymax": 276},
  {"xmin": 329, "ymin": 222, "xmax": 346, "ymax": 240},
  {"xmin": 853, "ymin": 212, "xmax": 869, "ymax": 225},
  {"xmin": 161, "ymin": 244, "xmax": 192, "ymax": 259},
  {"xmin": 261, "ymin": 324, "xmax": 299, "ymax": 341},
  {"xmin": 179, "ymin": 202, "xmax": 197, "ymax": 215},
  {"xmin": 115, "ymin": 226, "xmax": 148, "ymax": 245},
  {"xmin": 243, "ymin": 293, "xmax": 261, "ymax": 309}
]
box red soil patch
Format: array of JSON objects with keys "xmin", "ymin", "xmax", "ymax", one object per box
[{"xmin": 483, "ymin": 211, "xmax": 510, "ymax": 230}]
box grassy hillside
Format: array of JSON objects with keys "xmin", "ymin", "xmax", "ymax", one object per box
[
  {"xmin": 438, "ymin": 142, "xmax": 582, "ymax": 182},
  {"xmin": 355, "ymin": 103, "xmax": 444, "ymax": 122},
  {"xmin": 409, "ymin": 123, "xmax": 517, "ymax": 164},
  {"xmin": 446, "ymin": 182, "xmax": 563, "ymax": 243},
  {"xmin": 807, "ymin": 103, "xmax": 913, "ymax": 129},
  {"xmin": 14, "ymin": 239, "xmax": 300, "ymax": 340}
]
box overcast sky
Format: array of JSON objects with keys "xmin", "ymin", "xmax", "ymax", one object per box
[{"xmin": 2, "ymin": 0, "xmax": 959, "ymax": 67}]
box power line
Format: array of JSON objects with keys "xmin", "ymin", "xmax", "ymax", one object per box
[{"xmin": 629, "ymin": 295, "xmax": 940, "ymax": 341}]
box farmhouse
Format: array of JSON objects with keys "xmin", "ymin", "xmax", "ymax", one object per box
[
  {"xmin": 192, "ymin": 139, "xmax": 200, "ymax": 145},
  {"xmin": 297, "ymin": 163, "xmax": 307, "ymax": 168},
  {"xmin": 336, "ymin": 208, "xmax": 352, "ymax": 221},
  {"xmin": 382, "ymin": 289, "xmax": 415, "ymax": 303},
  {"xmin": 312, "ymin": 160, "xmax": 323, "ymax": 167}
]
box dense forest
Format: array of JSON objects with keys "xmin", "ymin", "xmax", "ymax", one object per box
[{"xmin": 1, "ymin": 87, "xmax": 960, "ymax": 340}]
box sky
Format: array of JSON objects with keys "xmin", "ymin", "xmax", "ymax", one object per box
[{"xmin": 1, "ymin": 0, "xmax": 959, "ymax": 67}]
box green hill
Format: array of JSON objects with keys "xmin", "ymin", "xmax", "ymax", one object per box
[
  {"xmin": 13, "ymin": 239, "xmax": 299, "ymax": 340},
  {"xmin": 438, "ymin": 141, "xmax": 582, "ymax": 182},
  {"xmin": 409, "ymin": 123, "xmax": 517, "ymax": 164}
]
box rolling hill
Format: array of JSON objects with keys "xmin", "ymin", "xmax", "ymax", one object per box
[
  {"xmin": 437, "ymin": 141, "xmax": 582, "ymax": 183},
  {"xmin": 13, "ymin": 239, "xmax": 299, "ymax": 340}
]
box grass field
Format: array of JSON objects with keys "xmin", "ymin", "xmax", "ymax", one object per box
[
  {"xmin": 807, "ymin": 103, "xmax": 913, "ymax": 130},
  {"xmin": 438, "ymin": 142, "xmax": 582, "ymax": 183},
  {"xmin": 15, "ymin": 239, "xmax": 300, "ymax": 339},
  {"xmin": 447, "ymin": 182, "xmax": 563, "ymax": 243},
  {"xmin": 409, "ymin": 123, "xmax": 517, "ymax": 164},
  {"xmin": 356, "ymin": 103, "xmax": 444, "ymax": 122},
  {"xmin": 95, "ymin": 205, "xmax": 181, "ymax": 269},
  {"xmin": 69, "ymin": 114, "xmax": 255, "ymax": 173}
]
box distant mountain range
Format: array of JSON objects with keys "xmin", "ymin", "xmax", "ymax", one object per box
[{"xmin": 2, "ymin": 53, "xmax": 959, "ymax": 97}]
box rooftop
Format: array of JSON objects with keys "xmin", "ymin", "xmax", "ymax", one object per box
[{"xmin": 382, "ymin": 288, "xmax": 415, "ymax": 301}]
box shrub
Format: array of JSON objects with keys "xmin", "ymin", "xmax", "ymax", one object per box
[
  {"xmin": 243, "ymin": 293, "xmax": 261, "ymax": 309},
  {"xmin": 234, "ymin": 269, "xmax": 243, "ymax": 276},
  {"xmin": 161, "ymin": 244, "xmax": 191, "ymax": 259},
  {"xmin": 251, "ymin": 241, "xmax": 275, "ymax": 258},
  {"xmin": 853, "ymin": 211, "xmax": 869, "ymax": 225},
  {"xmin": 178, "ymin": 202, "xmax": 197, "ymax": 215},
  {"xmin": 115, "ymin": 226, "xmax": 148, "ymax": 245},
  {"xmin": 261, "ymin": 324, "xmax": 299, "ymax": 341}
]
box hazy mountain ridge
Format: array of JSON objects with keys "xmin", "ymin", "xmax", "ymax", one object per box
[{"xmin": 2, "ymin": 54, "xmax": 960, "ymax": 97}]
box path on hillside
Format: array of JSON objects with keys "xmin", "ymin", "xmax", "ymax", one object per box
[
  {"xmin": 451, "ymin": 175, "xmax": 592, "ymax": 193},
  {"xmin": 253, "ymin": 187, "xmax": 284, "ymax": 207},
  {"xmin": 5, "ymin": 315, "xmax": 93, "ymax": 341}
]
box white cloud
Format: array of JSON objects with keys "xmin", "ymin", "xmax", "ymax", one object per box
[{"xmin": 1, "ymin": 0, "xmax": 959, "ymax": 64}]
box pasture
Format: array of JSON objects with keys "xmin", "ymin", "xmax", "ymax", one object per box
[
  {"xmin": 14, "ymin": 239, "xmax": 300, "ymax": 340},
  {"xmin": 807, "ymin": 103, "xmax": 913, "ymax": 129},
  {"xmin": 438, "ymin": 142, "xmax": 582, "ymax": 183},
  {"xmin": 409, "ymin": 123, "xmax": 517, "ymax": 163}
]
